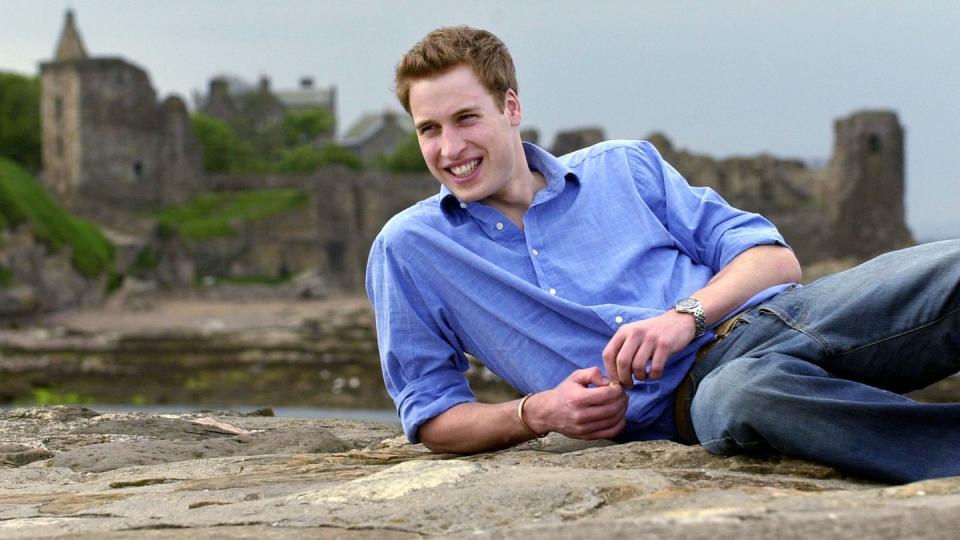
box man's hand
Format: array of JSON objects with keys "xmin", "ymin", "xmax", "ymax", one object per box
[
  {"xmin": 524, "ymin": 367, "xmax": 627, "ymax": 440},
  {"xmin": 601, "ymin": 310, "xmax": 696, "ymax": 387}
]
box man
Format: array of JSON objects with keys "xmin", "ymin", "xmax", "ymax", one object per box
[{"xmin": 366, "ymin": 26, "xmax": 960, "ymax": 484}]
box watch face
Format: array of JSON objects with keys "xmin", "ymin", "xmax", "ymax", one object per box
[{"xmin": 677, "ymin": 298, "xmax": 698, "ymax": 311}]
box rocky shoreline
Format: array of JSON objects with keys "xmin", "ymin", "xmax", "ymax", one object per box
[
  {"xmin": 2, "ymin": 298, "xmax": 959, "ymax": 538},
  {"xmin": 2, "ymin": 405, "xmax": 959, "ymax": 539},
  {"xmin": 0, "ymin": 298, "xmax": 518, "ymax": 409},
  {"xmin": 3, "ymin": 297, "xmax": 956, "ymax": 410}
]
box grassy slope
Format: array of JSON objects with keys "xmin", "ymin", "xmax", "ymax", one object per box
[
  {"xmin": 157, "ymin": 189, "xmax": 308, "ymax": 240},
  {"xmin": 0, "ymin": 157, "xmax": 113, "ymax": 278}
]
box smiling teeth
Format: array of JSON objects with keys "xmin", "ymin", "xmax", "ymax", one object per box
[{"xmin": 450, "ymin": 159, "xmax": 479, "ymax": 177}]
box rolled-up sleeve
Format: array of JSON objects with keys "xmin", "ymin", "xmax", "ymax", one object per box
[
  {"xmin": 365, "ymin": 233, "xmax": 476, "ymax": 443},
  {"xmin": 629, "ymin": 141, "xmax": 789, "ymax": 272}
]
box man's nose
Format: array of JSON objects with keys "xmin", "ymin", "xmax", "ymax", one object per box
[{"xmin": 440, "ymin": 129, "xmax": 465, "ymax": 160}]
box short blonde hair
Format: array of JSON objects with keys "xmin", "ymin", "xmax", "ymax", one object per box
[{"xmin": 395, "ymin": 26, "xmax": 518, "ymax": 114}]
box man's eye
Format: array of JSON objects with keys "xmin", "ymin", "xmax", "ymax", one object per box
[{"xmin": 419, "ymin": 125, "xmax": 436, "ymax": 135}]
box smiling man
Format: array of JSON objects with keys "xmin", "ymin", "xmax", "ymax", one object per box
[{"xmin": 366, "ymin": 26, "xmax": 960, "ymax": 483}]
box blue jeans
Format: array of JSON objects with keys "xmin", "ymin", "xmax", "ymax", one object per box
[{"xmin": 689, "ymin": 240, "xmax": 960, "ymax": 483}]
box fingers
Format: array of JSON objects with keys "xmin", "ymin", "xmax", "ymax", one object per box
[
  {"xmin": 648, "ymin": 346, "xmax": 670, "ymax": 380},
  {"xmin": 603, "ymin": 316, "xmax": 690, "ymax": 384},
  {"xmin": 601, "ymin": 335, "xmax": 624, "ymax": 384},
  {"xmin": 602, "ymin": 330, "xmax": 640, "ymax": 387},
  {"xmin": 565, "ymin": 369, "xmax": 625, "ymax": 406},
  {"xmin": 550, "ymin": 370, "xmax": 629, "ymax": 439},
  {"xmin": 578, "ymin": 416, "xmax": 627, "ymax": 440},
  {"xmin": 564, "ymin": 395, "xmax": 628, "ymax": 439},
  {"xmin": 569, "ymin": 366, "xmax": 610, "ymax": 388},
  {"xmin": 632, "ymin": 339, "xmax": 655, "ymax": 382}
]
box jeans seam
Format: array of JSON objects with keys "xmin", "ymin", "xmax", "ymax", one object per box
[
  {"xmin": 700, "ymin": 435, "xmax": 764, "ymax": 451},
  {"xmin": 758, "ymin": 306, "xmax": 833, "ymax": 357},
  {"xmin": 840, "ymin": 305, "xmax": 960, "ymax": 357}
]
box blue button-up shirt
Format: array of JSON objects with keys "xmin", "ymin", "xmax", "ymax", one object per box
[{"xmin": 366, "ymin": 140, "xmax": 792, "ymax": 443}]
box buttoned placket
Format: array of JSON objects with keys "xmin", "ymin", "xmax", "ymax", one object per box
[{"xmin": 525, "ymin": 185, "xmax": 564, "ymax": 298}]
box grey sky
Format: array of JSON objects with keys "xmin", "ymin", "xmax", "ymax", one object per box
[{"xmin": 3, "ymin": 0, "xmax": 958, "ymax": 239}]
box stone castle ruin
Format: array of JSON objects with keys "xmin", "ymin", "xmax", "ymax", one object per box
[
  {"xmin": 36, "ymin": 11, "xmax": 913, "ymax": 301},
  {"xmin": 650, "ymin": 109, "xmax": 913, "ymax": 263},
  {"xmin": 40, "ymin": 11, "xmax": 202, "ymax": 212}
]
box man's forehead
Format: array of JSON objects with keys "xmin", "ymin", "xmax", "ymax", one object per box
[{"xmin": 408, "ymin": 66, "xmax": 496, "ymax": 121}]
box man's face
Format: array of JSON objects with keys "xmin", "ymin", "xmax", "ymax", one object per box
[{"xmin": 409, "ymin": 65, "xmax": 522, "ymax": 204}]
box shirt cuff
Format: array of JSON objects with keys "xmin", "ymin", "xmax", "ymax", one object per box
[{"xmin": 395, "ymin": 374, "xmax": 476, "ymax": 443}]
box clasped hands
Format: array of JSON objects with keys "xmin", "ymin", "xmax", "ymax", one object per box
[{"xmin": 526, "ymin": 310, "xmax": 696, "ymax": 440}]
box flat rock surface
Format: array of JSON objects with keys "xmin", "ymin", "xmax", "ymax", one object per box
[{"xmin": 1, "ymin": 406, "xmax": 959, "ymax": 538}]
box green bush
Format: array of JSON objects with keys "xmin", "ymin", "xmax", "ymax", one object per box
[
  {"xmin": 191, "ymin": 113, "xmax": 261, "ymax": 173},
  {"xmin": 273, "ymin": 145, "xmax": 324, "ymax": 174},
  {"xmin": 132, "ymin": 246, "xmax": 160, "ymax": 272},
  {"xmin": 0, "ymin": 264, "xmax": 13, "ymax": 288},
  {"xmin": 281, "ymin": 108, "xmax": 334, "ymax": 147},
  {"xmin": 0, "ymin": 158, "xmax": 113, "ymax": 277},
  {"xmin": 380, "ymin": 132, "xmax": 427, "ymax": 173},
  {"xmin": 316, "ymin": 143, "xmax": 363, "ymax": 171},
  {"xmin": 0, "ymin": 72, "xmax": 41, "ymax": 172},
  {"xmin": 157, "ymin": 189, "xmax": 308, "ymax": 240},
  {"xmin": 273, "ymin": 144, "xmax": 363, "ymax": 174}
]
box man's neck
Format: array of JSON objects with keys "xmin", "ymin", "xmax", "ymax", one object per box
[{"xmin": 483, "ymin": 169, "xmax": 547, "ymax": 230}]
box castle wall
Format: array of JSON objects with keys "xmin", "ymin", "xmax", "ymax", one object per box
[
  {"xmin": 824, "ymin": 111, "xmax": 912, "ymax": 259},
  {"xmin": 40, "ymin": 63, "xmax": 83, "ymax": 195},
  {"xmin": 42, "ymin": 57, "xmax": 202, "ymax": 212},
  {"xmin": 157, "ymin": 97, "xmax": 203, "ymax": 206},
  {"xmin": 76, "ymin": 60, "xmax": 163, "ymax": 208},
  {"xmin": 191, "ymin": 169, "xmax": 436, "ymax": 293},
  {"xmin": 648, "ymin": 111, "xmax": 912, "ymax": 266}
]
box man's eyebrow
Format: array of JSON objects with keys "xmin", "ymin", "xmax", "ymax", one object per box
[
  {"xmin": 453, "ymin": 106, "xmax": 480, "ymax": 117},
  {"xmin": 414, "ymin": 119, "xmax": 434, "ymax": 132},
  {"xmin": 414, "ymin": 106, "xmax": 481, "ymax": 131}
]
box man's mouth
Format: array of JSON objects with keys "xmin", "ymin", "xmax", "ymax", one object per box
[{"xmin": 448, "ymin": 159, "xmax": 481, "ymax": 178}]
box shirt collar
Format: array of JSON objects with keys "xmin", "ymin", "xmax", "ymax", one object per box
[{"xmin": 439, "ymin": 142, "xmax": 580, "ymax": 216}]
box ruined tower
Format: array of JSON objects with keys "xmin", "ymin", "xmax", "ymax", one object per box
[
  {"xmin": 823, "ymin": 110, "xmax": 913, "ymax": 259},
  {"xmin": 39, "ymin": 10, "xmax": 201, "ymax": 210}
]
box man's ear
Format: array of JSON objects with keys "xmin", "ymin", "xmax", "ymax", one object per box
[{"xmin": 504, "ymin": 89, "xmax": 522, "ymax": 126}]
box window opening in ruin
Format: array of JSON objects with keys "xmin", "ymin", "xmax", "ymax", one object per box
[
  {"xmin": 133, "ymin": 161, "xmax": 143, "ymax": 180},
  {"xmin": 56, "ymin": 137, "xmax": 64, "ymax": 157},
  {"xmin": 55, "ymin": 96, "xmax": 63, "ymax": 121},
  {"xmin": 326, "ymin": 241, "xmax": 345, "ymax": 273},
  {"xmin": 867, "ymin": 134, "xmax": 882, "ymax": 154}
]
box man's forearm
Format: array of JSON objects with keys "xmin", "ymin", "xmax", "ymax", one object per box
[
  {"xmin": 417, "ymin": 400, "xmax": 537, "ymax": 454},
  {"xmin": 696, "ymin": 244, "xmax": 802, "ymax": 325}
]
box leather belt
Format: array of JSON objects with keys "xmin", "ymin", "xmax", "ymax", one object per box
[{"xmin": 673, "ymin": 311, "xmax": 748, "ymax": 445}]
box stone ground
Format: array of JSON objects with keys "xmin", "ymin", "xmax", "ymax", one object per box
[
  {"xmin": 3, "ymin": 296, "xmax": 959, "ymax": 538},
  {"xmin": 1, "ymin": 406, "xmax": 960, "ymax": 539}
]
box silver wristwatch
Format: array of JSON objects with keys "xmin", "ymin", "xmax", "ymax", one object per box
[{"xmin": 675, "ymin": 297, "xmax": 706, "ymax": 339}]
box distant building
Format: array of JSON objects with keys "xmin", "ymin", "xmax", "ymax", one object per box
[
  {"xmin": 551, "ymin": 127, "xmax": 605, "ymax": 156},
  {"xmin": 196, "ymin": 74, "xmax": 337, "ymax": 152},
  {"xmin": 39, "ymin": 10, "xmax": 202, "ymax": 209},
  {"xmin": 339, "ymin": 110, "xmax": 412, "ymax": 160}
]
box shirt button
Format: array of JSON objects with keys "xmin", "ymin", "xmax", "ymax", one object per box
[
  {"xmin": 460, "ymin": 202, "xmax": 467, "ymax": 209},
  {"xmin": 496, "ymin": 222, "xmax": 504, "ymax": 230},
  {"xmin": 531, "ymin": 249, "xmax": 539, "ymax": 256},
  {"xmin": 615, "ymin": 315, "xmax": 624, "ymax": 324},
  {"xmin": 548, "ymin": 288, "xmax": 557, "ymax": 295}
]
